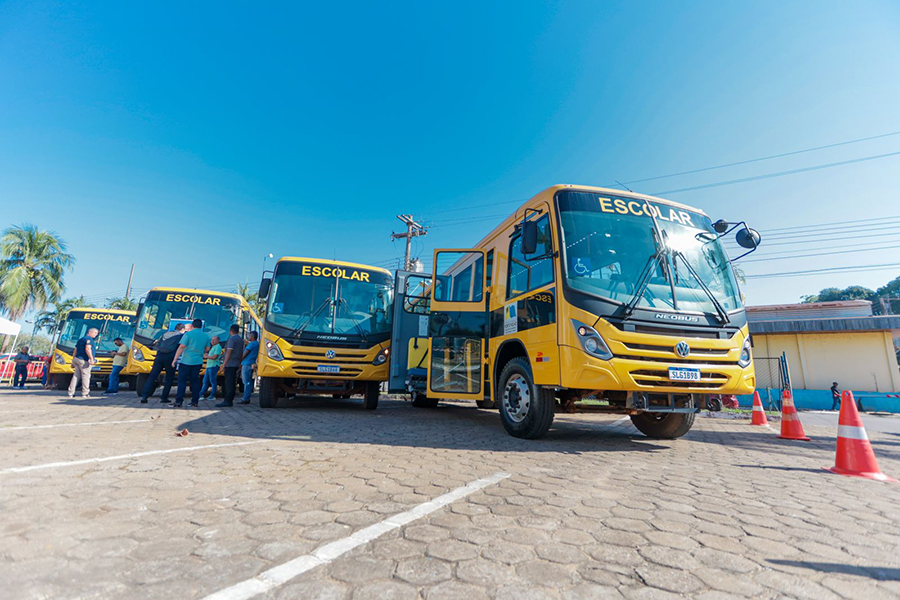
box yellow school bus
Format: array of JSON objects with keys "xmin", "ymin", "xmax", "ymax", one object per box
[
  {"xmin": 256, "ymin": 258, "xmax": 393, "ymax": 409},
  {"xmin": 125, "ymin": 287, "xmax": 261, "ymax": 394},
  {"xmin": 389, "ymin": 184, "xmax": 760, "ymax": 439},
  {"xmin": 50, "ymin": 308, "xmax": 137, "ymax": 390}
]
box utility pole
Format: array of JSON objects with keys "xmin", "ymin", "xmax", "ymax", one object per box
[
  {"xmin": 125, "ymin": 263, "xmax": 135, "ymax": 299},
  {"xmin": 391, "ymin": 215, "xmax": 428, "ymax": 271}
]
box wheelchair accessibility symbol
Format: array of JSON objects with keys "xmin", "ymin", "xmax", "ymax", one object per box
[{"xmin": 572, "ymin": 257, "xmax": 591, "ymax": 276}]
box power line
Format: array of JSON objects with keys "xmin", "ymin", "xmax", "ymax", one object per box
[
  {"xmin": 743, "ymin": 237, "xmax": 900, "ymax": 259},
  {"xmin": 733, "ymin": 231, "xmax": 900, "ymax": 248},
  {"xmin": 654, "ymin": 150, "xmax": 900, "ymax": 195},
  {"xmin": 763, "ymin": 213, "xmax": 900, "ymax": 234},
  {"xmin": 741, "ymin": 244, "xmax": 900, "ymax": 263},
  {"xmin": 610, "ymin": 130, "xmax": 900, "ymax": 187},
  {"xmin": 745, "ymin": 263, "xmax": 900, "ymax": 279}
]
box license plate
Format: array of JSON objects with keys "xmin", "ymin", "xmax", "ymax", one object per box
[
  {"xmin": 668, "ymin": 367, "xmax": 700, "ymax": 381},
  {"xmin": 317, "ymin": 365, "xmax": 340, "ymax": 374},
  {"xmin": 91, "ymin": 366, "xmax": 101, "ymax": 371}
]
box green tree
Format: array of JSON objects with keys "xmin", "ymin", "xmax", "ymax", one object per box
[
  {"xmin": 237, "ymin": 281, "xmax": 267, "ymax": 319},
  {"xmin": 0, "ymin": 225, "xmax": 75, "ymax": 320},
  {"xmin": 34, "ymin": 296, "xmax": 96, "ymax": 334},
  {"xmin": 801, "ymin": 285, "xmax": 876, "ymax": 304},
  {"xmin": 107, "ymin": 297, "xmax": 138, "ymax": 311}
]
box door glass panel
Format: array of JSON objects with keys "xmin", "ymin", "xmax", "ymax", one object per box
[
  {"xmin": 430, "ymin": 337, "xmax": 482, "ymax": 394},
  {"xmin": 434, "ymin": 251, "xmax": 484, "ymax": 302}
]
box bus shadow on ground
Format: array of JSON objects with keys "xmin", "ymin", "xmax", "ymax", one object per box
[{"xmin": 768, "ymin": 559, "xmax": 900, "ymax": 581}]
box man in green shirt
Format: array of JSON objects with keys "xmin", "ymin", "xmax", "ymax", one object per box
[
  {"xmin": 172, "ymin": 319, "xmax": 210, "ymax": 407},
  {"xmin": 200, "ymin": 335, "xmax": 223, "ymax": 400},
  {"xmin": 104, "ymin": 338, "xmax": 130, "ymax": 396}
]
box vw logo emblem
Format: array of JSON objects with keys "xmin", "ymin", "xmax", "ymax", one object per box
[
  {"xmin": 325, "ymin": 350, "xmax": 336, "ymax": 359},
  {"xmin": 674, "ymin": 341, "xmax": 690, "ymax": 358}
]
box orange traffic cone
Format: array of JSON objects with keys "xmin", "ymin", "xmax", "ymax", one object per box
[
  {"xmin": 778, "ymin": 389, "xmax": 810, "ymax": 441},
  {"xmin": 826, "ymin": 391, "xmax": 896, "ymax": 482},
  {"xmin": 750, "ymin": 391, "xmax": 769, "ymax": 426},
  {"xmin": 175, "ymin": 428, "xmax": 189, "ymax": 437}
]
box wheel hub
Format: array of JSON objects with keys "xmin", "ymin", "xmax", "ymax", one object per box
[{"xmin": 503, "ymin": 375, "xmax": 531, "ymax": 423}]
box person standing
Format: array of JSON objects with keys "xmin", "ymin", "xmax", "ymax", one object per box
[
  {"xmin": 216, "ymin": 324, "xmax": 243, "ymax": 408},
  {"xmin": 140, "ymin": 323, "xmax": 185, "ymax": 404},
  {"xmin": 200, "ymin": 335, "xmax": 223, "ymax": 400},
  {"xmin": 68, "ymin": 328, "xmax": 98, "ymax": 398},
  {"xmin": 103, "ymin": 337, "xmax": 129, "ymax": 396},
  {"xmin": 12, "ymin": 346, "xmax": 31, "ymax": 389},
  {"xmin": 172, "ymin": 319, "xmax": 210, "ymax": 408},
  {"xmin": 830, "ymin": 382, "xmax": 841, "ymax": 411},
  {"xmin": 239, "ymin": 331, "xmax": 259, "ymax": 405}
]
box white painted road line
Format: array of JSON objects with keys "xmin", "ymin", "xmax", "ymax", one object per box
[
  {"xmin": 202, "ymin": 471, "xmax": 511, "ymax": 600},
  {"xmin": 0, "ymin": 440, "xmax": 265, "ymax": 475},
  {"xmin": 0, "ymin": 419, "xmax": 151, "ymax": 431}
]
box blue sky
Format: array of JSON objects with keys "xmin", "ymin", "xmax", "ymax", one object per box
[{"xmin": 2, "ymin": 1, "xmax": 900, "ymax": 329}]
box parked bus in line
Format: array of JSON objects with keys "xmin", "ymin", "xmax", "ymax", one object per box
[
  {"xmin": 49, "ymin": 308, "xmax": 137, "ymax": 390},
  {"xmin": 388, "ymin": 184, "xmax": 760, "ymax": 440},
  {"xmin": 256, "ymin": 258, "xmax": 393, "ymax": 409},
  {"xmin": 125, "ymin": 288, "xmax": 261, "ymax": 394}
]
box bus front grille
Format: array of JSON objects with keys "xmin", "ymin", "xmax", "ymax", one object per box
[{"xmin": 629, "ymin": 368, "xmax": 728, "ymax": 390}]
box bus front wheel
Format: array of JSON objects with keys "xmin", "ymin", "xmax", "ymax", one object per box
[
  {"xmin": 259, "ymin": 377, "xmax": 278, "ymax": 409},
  {"xmin": 412, "ymin": 393, "xmax": 438, "ymax": 408},
  {"xmin": 630, "ymin": 412, "xmax": 695, "ymax": 439},
  {"xmin": 136, "ymin": 373, "xmax": 157, "ymax": 398},
  {"xmin": 364, "ymin": 382, "xmax": 379, "ymax": 410},
  {"xmin": 498, "ymin": 357, "xmax": 555, "ymax": 439}
]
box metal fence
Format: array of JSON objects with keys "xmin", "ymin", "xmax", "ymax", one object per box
[{"xmin": 754, "ymin": 356, "xmax": 785, "ymax": 410}]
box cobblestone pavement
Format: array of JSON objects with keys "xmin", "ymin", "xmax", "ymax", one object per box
[{"xmin": 2, "ymin": 388, "xmax": 900, "ymax": 600}]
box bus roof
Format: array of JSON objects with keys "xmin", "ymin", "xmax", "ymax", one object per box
[
  {"xmin": 472, "ymin": 184, "xmax": 709, "ymax": 250},
  {"xmin": 146, "ymin": 287, "xmax": 246, "ymax": 301},
  {"xmin": 69, "ymin": 307, "xmax": 136, "ymax": 316},
  {"xmin": 276, "ymin": 257, "xmax": 393, "ymax": 276}
]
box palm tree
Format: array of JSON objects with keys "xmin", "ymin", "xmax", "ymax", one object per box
[
  {"xmin": 237, "ymin": 281, "xmax": 267, "ymax": 319},
  {"xmin": 0, "ymin": 225, "xmax": 75, "ymax": 320},
  {"xmin": 107, "ymin": 297, "xmax": 138, "ymax": 311},
  {"xmin": 35, "ymin": 296, "xmax": 95, "ymax": 334}
]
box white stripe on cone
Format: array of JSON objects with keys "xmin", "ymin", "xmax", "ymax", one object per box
[{"xmin": 837, "ymin": 425, "xmax": 868, "ymax": 441}]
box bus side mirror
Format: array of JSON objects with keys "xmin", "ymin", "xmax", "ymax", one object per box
[
  {"xmin": 712, "ymin": 219, "xmax": 729, "ymax": 234},
  {"xmin": 736, "ymin": 227, "xmax": 761, "ymax": 249},
  {"xmin": 521, "ymin": 220, "xmax": 538, "ymax": 255},
  {"xmin": 258, "ymin": 278, "xmax": 272, "ymax": 299}
]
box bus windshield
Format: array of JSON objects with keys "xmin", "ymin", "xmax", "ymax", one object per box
[
  {"xmin": 58, "ymin": 311, "xmax": 136, "ymax": 355},
  {"xmin": 266, "ymin": 262, "xmax": 393, "ymax": 341},
  {"xmin": 557, "ymin": 191, "xmax": 741, "ymax": 315},
  {"xmin": 135, "ymin": 291, "xmax": 241, "ymax": 343}
]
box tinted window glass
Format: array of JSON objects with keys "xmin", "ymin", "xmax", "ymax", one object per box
[{"xmin": 507, "ymin": 215, "xmax": 554, "ymax": 298}]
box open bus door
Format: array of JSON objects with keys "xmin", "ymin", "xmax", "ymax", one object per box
[
  {"xmin": 388, "ymin": 270, "xmax": 432, "ymax": 394},
  {"xmin": 426, "ymin": 249, "xmax": 487, "ymax": 402}
]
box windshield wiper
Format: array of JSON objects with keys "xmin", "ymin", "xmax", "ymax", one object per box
[
  {"xmin": 622, "ymin": 245, "xmax": 666, "ymax": 319},
  {"xmin": 671, "ymin": 250, "xmax": 730, "ymax": 324},
  {"xmin": 289, "ymin": 297, "xmax": 334, "ymax": 338},
  {"xmin": 337, "ymin": 298, "xmax": 369, "ymax": 344}
]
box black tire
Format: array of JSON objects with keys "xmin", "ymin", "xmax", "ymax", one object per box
[
  {"xmin": 55, "ymin": 374, "xmax": 68, "ymax": 390},
  {"xmin": 630, "ymin": 412, "xmax": 696, "ymax": 439},
  {"xmin": 412, "ymin": 393, "xmax": 439, "ymax": 408},
  {"xmin": 136, "ymin": 373, "xmax": 158, "ymax": 398},
  {"xmin": 497, "ymin": 357, "xmax": 555, "ymax": 439},
  {"xmin": 364, "ymin": 382, "xmax": 379, "ymax": 410},
  {"xmin": 476, "ymin": 399, "xmax": 496, "ymax": 409},
  {"xmin": 259, "ymin": 377, "xmax": 278, "ymax": 408}
]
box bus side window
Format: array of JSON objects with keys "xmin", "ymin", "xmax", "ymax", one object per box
[{"xmin": 507, "ymin": 215, "xmax": 554, "ymax": 299}]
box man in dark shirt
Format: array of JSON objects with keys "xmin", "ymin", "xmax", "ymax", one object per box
[
  {"xmin": 13, "ymin": 346, "xmax": 31, "ymax": 388},
  {"xmin": 140, "ymin": 323, "xmax": 185, "ymax": 404},
  {"xmin": 68, "ymin": 328, "xmax": 98, "ymax": 398},
  {"xmin": 216, "ymin": 324, "xmax": 244, "ymax": 408},
  {"xmin": 830, "ymin": 382, "xmax": 841, "ymax": 411}
]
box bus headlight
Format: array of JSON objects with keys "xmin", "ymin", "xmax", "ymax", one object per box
[
  {"xmin": 738, "ymin": 337, "xmax": 752, "ymax": 368},
  {"xmin": 372, "ymin": 347, "xmax": 390, "ymax": 365},
  {"xmin": 265, "ymin": 340, "xmax": 284, "ymax": 361},
  {"xmin": 132, "ymin": 347, "xmax": 145, "ymax": 362},
  {"xmin": 571, "ymin": 319, "xmax": 613, "ymax": 360},
  {"xmin": 54, "ymin": 353, "xmax": 66, "ymax": 365}
]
